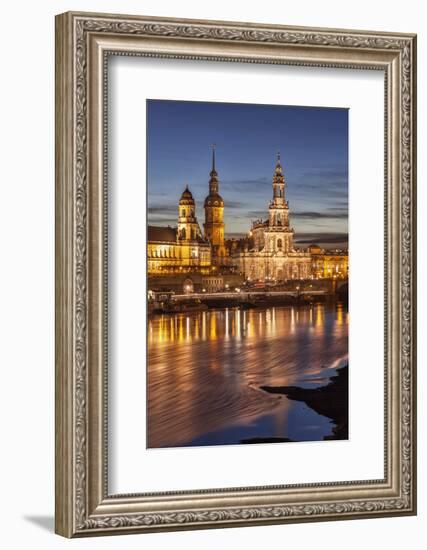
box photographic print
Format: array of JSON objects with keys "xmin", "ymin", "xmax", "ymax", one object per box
[{"xmin": 147, "ymin": 99, "xmax": 349, "ymax": 449}]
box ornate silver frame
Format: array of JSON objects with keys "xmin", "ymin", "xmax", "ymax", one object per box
[{"xmin": 55, "ymin": 11, "xmax": 417, "ymax": 537}]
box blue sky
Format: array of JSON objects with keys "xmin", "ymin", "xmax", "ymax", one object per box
[{"xmin": 147, "ymin": 99, "xmax": 348, "ymax": 248}]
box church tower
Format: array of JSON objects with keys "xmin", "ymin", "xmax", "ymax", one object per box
[
  {"xmin": 204, "ymin": 145, "xmax": 226, "ymax": 261},
  {"xmin": 266, "ymin": 152, "xmax": 294, "ymax": 253},
  {"xmin": 177, "ymin": 185, "xmax": 202, "ymax": 241},
  {"xmin": 268, "ymin": 152, "xmax": 290, "ymax": 227}
]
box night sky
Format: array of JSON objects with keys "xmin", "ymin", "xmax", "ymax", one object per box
[{"xmin": 147, "ymin": 99, "xmax": 348, "ymax": 249}]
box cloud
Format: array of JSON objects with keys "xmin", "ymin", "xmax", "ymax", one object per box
[
  {"xmin": 328, "ymin": 202, "xmax": 348, "ymax": 210},
  {"xmin": 223, "ymin": 200, "xmax": 244, "ymax": 210},
  {"xmin": 294, "ymin": 232, "xmax": 348, "ymax": 245},
  {"xmin": 291, "ymin": 167, "xmax": 348, "ymax": 198},
  {"xmin": 298, "ymin": 167, "xmax": 348, "ymax": 182},
  {"xmin": 222, "ymin": 176, "xmax": 270, "ymax": 190},
  {"xmin": 148, "ymin": 204, "xmax": 177, "ymax": 215},
  {"xmin": 148, "ymin": 217, "xmax": 177, "ymax": 226},
  {"xmin": 246, "ymin": 210, "xmax": 268, "ymax": 219},
  {"xmin": 291, "ymin": 210, "xmax": 348, "ymax": 220},
  {"xmin": 147, "ymin": 202, "xmax": 177, "ymax": 226}
]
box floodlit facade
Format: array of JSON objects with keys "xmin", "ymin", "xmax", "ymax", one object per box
[
  {"xmin": 147, "ymin": 186, "xmax": 211, "ymax": 274},
  {"xmin": 308, "ymin": 244, "xmax": 349, "ymax": 279},
  {"xmin": 236, "ymin": 154, "xmax": 312, "ymax": 281},
  {"xmin": 203, "ymin": 145, "xmax": 227, "ymax": 265},
  {"xmin": 147, "ymin": 150, "xmax": 347, "ymax": 284}
]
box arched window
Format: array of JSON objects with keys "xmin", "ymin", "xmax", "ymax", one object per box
[
  {"xmin": 181, "ymin": 209, "xmax": 185, "ymax": 217},
  {"xmin": 277, "ymin": 238, "xmax": 282, "ymax": 249}
]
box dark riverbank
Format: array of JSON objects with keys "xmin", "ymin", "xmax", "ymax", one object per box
[
  {"xmin": 260, "ymin": 365, "xmax": 348, "ymax": 440},
  {"xmin": 241, "ymin": 436, "xmax": 292, "ymax": 444}
]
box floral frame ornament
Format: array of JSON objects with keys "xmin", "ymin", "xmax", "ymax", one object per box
[{"xmin": 55, "ymin": 11, "xmax": 416, "ymax": 537}]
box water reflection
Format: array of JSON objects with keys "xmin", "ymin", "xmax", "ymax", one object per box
[{"xmin": 147, "ymin": 302, "xmax": 348, "ymax": 448}]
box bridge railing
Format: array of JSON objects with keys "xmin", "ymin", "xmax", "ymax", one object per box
[{"xmin": 170, "ymin": 290, "xmax": 327, "ymax": 301}]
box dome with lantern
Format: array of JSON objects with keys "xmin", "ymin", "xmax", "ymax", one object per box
[{"xmin": 179, "ymin": 185, "xmax": 195, "ymax": 205}]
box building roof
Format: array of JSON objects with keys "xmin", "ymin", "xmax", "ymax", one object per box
[
  {"xmin": 147, "ymin": 225, "xmax": 177, "ymax": 243},
  {"xmin": 204, "ymin": 192, "xmax": 224, "ymax": 207},
  {"xmin": 179, "ymin": 185, "xmax": 195, "ymax": 204}
]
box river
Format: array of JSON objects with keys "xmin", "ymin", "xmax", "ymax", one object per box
[{"xmin": 147, "ymin": 302, "xmax": 348, "ymax": 448}]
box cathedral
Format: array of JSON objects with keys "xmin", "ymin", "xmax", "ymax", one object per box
[
  {"xmin": 147, "ymin": 149, "xmax": 333, "ymax": 284},
  {"xmin": 203, "ymin": 145, "xmax": 226, "ymax": 265},
  {"xmin": 236, "ymin": 153, "xmax": 312, "ymax": 281},
  {"xmin": 147, "ymin": 146, "xmax": 226, "ymax": 275}
]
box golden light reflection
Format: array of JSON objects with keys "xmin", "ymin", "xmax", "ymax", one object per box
[
  {"xmin": 235, "ymin": 308, "xmax": 241, "ymax": 340},
  {"xmin": 336, "ymin": 303, "xmax": 343, "ymax": 325},
  {"xmin": 202, "ymin": 311, "xmax": 207, "ymax": 340},
  {"xmin": 290, "ymin": 307, "xmax": 296, "ymax": 335},
  {"xmin": 149, "ymin": 301, "xmax": 344, "ymax": 350},
  {"xmin": 178, "ymin": 316, "xmax": 184, "ymax": 342},
  {"xmin": 315, "ymin": 304, "xmax": 324, "ymax": 327},
  {"xmin": 209, "ymin": 313, "xmax": 217, "ymax": 340},
  {"xmin": 186, "ymin": 316, "xmax": 190, "ymax": 341},
  {"xmin": 147, "ymin": 303, "xmax": 349, "ymax": 447},
  {"xmin": 247, "ymin": 312, "xmax": 253, "ymax": 338},
  {"xmin": 194, "ymin": 316, "xmax": 200, "ymax": 340}
]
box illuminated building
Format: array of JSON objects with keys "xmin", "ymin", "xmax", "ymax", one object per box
[
  {"xmin": 203, "ymin": 145, "xmax": 227, "ymax": 265},
  {"xmin": 147, "ymin": 186, "xmax": 211, "ymax": 274},
  {"xmin": 308, "ymin": 244, "xmax": 349, "ymax": 279},
  {"xmin": 148, "ymin": 149, "xmax": 348, "ymax": 288},
  {"xmin": 236, "ymin": 153, "xmax": 312, "ymax": 281}
]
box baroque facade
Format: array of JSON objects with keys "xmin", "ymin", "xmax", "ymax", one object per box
[
  {"xmin": 308, "ymin": 244, "xmax": 349, "ymax": 279},
  {"xmin": 148, "ymin": 147, "xmax": 230, "ymax": 276},
  {"xmin": 236, "ymin": 154, "xmax": 312, "ymax": 281},
  {"xmin": 147, "ymin": 186, "xmax": 211, "ymax": 275},
  {"xmin": 148, "ymin": 148, "xmax": 347, "ymax": 285},
  {"xmin": 203, "ymin": 145, "xmax": 227, "ymax": 264}
]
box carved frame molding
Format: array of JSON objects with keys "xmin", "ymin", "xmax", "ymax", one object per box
[{"xmin": 55, "ymin": 11, "xmax": 416, "ymax": 537}]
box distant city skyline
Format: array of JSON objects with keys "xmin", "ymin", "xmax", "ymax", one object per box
[{"xmin": 147, "ymin": 99, "xmax": 348, "ymax": 248}]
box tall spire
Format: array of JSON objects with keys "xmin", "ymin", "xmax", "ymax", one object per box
[
  {"xmin": 208, "ymin": 144, "xmax": 219, "ymax": 195},
  {"xmin": 210, "ymin": 143, "xmax": 217, "ymax": 177},
  {"xmin": 275, "ymin": 151, "xmax": 283, "ymax": 176},
  {"xmin": 204, "ymin": 144, "xmax": 225, "ymax": 259},
  {"xmin": 212, "ymin": 143, "xmax": 216, "ymax": 172},
  {"xmin": 272, "ymin": 151, "xmax": 285, "ymax": 201}
]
